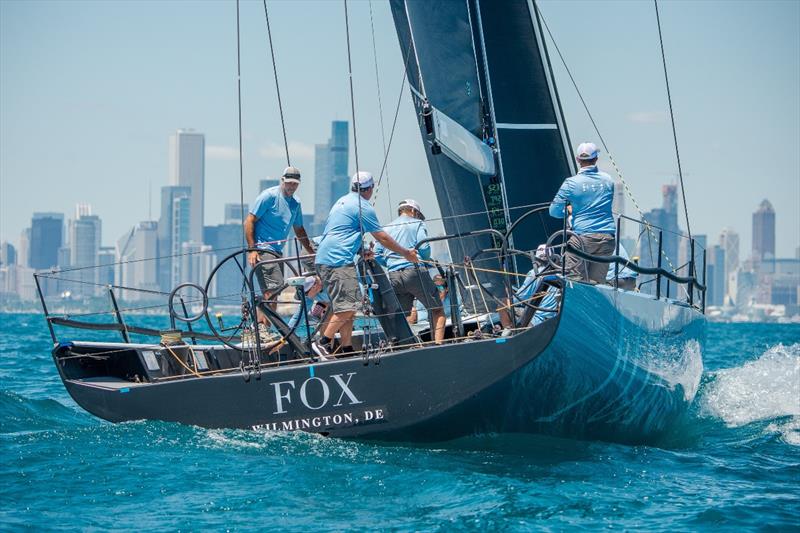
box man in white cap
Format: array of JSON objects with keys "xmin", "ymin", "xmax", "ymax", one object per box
[
  {"xmin": 375, "ymin": 199, "xmax": 445, "ymax": 344},
  {"xmin": 312, "ymin": 171, "xmax": 419, "ymax": 357},
  {"xmin": 549, "ymin": 142, "xmax": 616, "ymax": 283},
  {"xmin": 245, "ymin": 166, "xmax": 316, "ymax": 317}
]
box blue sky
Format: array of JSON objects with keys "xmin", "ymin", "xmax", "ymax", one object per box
[{"xmin": 1, "ymin": 0, "xmax": 798, "ymax": 258}]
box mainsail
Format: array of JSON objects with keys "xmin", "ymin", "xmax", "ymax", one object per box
[{"xmin": 390, "ymin": 0, "xmax": 575, "ymax": 276}]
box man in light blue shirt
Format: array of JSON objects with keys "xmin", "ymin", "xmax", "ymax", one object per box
[
  {"xmin": 312, "ymin": 171, "xmax": 418, "ymax": 358},
  {"xmin": 244, "ymin": 167, "xmax": 315, "ymax": 313},
  {"xmin": 549, "ymin": 142, "xmax": 616, "ymax": 283},
  {"xmin": 375, "ymin": 199, "xmax": 445, "ymax": 344}
]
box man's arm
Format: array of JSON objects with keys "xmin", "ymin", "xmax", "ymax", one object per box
[
  {"xmin": 244, "ymin": 214, "xmax": 259, "ymax": 267},
  {"xmin": 293, "ymin": 225, "xmax": 316, "ymax": 255},
  {"xmin": 548, "ymin": 179, "xmax": 572, "ymax": 219},
  {"xmin": 371, "ymin": 230, "xmax": 419, "ymax": 264}
]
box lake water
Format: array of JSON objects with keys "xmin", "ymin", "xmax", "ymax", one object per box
[{"xmin": 1, "ymin": 313, "xmax": 798, "ymax": 530}]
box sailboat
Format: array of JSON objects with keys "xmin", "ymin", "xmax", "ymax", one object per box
[{"xmin": 40, "ymin": 0, "xmax": 706, "ymax": 445}]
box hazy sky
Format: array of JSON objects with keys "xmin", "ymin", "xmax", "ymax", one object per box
[{"xmin": 1, "ymin": 0, "xmax": 798, "ymax": 258}]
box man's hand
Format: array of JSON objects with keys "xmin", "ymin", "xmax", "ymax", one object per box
[
  {"xmin": 248, "ymin": 251, "xmax": 260, "ymax": 268},
  {"xmin": 403, "ymin": 248, "xmax": 419, "ymax": 264}
]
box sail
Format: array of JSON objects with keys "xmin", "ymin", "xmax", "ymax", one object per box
[{"xmin": 390, "ymin": 0, "xmax": 575, "ymax": 276}]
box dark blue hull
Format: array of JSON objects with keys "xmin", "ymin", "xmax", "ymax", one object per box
[
  {"xmin": 56, "ymin": 283, "xmax": 704, "ymax": 445},
  {"xmin": 379, "ymin": 282, "xmax": 705, "ymax": 444}
]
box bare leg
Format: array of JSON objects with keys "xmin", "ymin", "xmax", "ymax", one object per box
[
  {"xmin": 498, "ymin": 297, "xmax": 513, "ymax": 329},
  {"xmin": 256, "ymin": 292, "xmax": 278, "ymax": 326},
  {"xmin": 430, "ymin": 308, "xmax": 446, "ymax": 344},
  {"xmin": 323, "ymin": 310, "xmax": 356, "ymax": 346},
  {"xmin": 339, "ymin": 314, "xmax": 355, "ymax": 347}
]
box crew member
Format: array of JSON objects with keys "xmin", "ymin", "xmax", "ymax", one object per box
[
  {"xmin": 606, "ymin": 244, "xmax": 638, "ymax": 290},
  {"xmin": 312, "ymin": 171, "xmax": 419, "ymax": 358},
  {"xmin": 375, "ymin": 199, "xmax": 445, "ymax": 344},
  {"xmin": 549, "ymin": 142, "xmax": 615, "ymax": 283},
  {"xmin": 244, "ymin": 166, "xmax": 316, "ymax": 321}
]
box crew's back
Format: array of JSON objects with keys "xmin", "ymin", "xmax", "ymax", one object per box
[{"xmin": 549, "ymin": 142, "xmax": 617, "ymax": 283}]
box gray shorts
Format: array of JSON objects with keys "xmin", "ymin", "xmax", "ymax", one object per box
[
  {"xmin": 564, "ymin": 233, "xmax": 615, "ymax": 284},
  {"xmin": 389, "ymin": 267, "xmax": 443, "ymax": 314},
  {"xmin": 255, "ymin": 250, "xmax": 284, "ymax": 296},
  {"xmin": 317, "ymin": 264, "xmax": 361, "ymax": 313}
]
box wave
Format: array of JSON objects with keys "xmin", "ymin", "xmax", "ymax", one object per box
[
  {"xmin": 699, "ymin": 343, "xmax": 800, "ymax": 445},
  {"xmin": 0, "ymin": 389, "xmax": 91, "ymax": 435}
]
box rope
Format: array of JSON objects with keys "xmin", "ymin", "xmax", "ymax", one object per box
[
  {"xmin": 235, "ymin": 0, "xmax": 247, "ymax": 251},
  {"xmin": 654, "ymin": 0, "xmax": 692, "ymax": 241},
  {"xmin": 262, "ymin": 0, "xmax": 291, "ymax": 167},
  {"xmin": 162, "ymin": 343, "xmax": 202, "ymax": 378}
]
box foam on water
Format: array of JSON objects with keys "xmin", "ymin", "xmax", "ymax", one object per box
[
  {"xmin": 642, "ymin": 338, "xmax": 704, "ymax": 401},
  {"xmin": 700, "ymin": 343, "xmax": 800, "ymax": 444}
]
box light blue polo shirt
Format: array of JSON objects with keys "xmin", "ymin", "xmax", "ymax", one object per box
[
  {"xmin": 315, "ymin": 192, "xmax": 382, "ymax": 267},
  {"xmin": 374, "ymin": 214, "xmax": 431, "ymax": 271},
  {"xmin": 549, "ymin": 165, "xmax": 615, "ymax": 234},
  {"xmin": 249, "ymin": 186, "xmax": 303, "ymax": 254}
]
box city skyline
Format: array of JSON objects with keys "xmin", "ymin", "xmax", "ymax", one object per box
[{"xmin": 1, "ymin": 1, "xmax": 798, "ymax": 259}]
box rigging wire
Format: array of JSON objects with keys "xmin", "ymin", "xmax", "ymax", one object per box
[
  {"xmin": 235, "ymin": 0, "xmax": 247, "ymax": 250},
  {"xmin": 371, "ymin": 45, "xmax": 411, "ymax": 206},
  {"xmin": 368, "ymin": 0, "xmax": 392, "ymax": 217},
  {"xmin": 262, "ymin": 0, "xmax": 291, "ymax": 167},
  {"xmin": 342, "ymin": 0, "xmax": 367, "ymax": 265},
  {"xmin": 654, "ymin": 0, "xmax": 692, "ymax": 241}
]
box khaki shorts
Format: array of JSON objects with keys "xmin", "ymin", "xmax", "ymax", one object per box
[
  {"xmin": 564, "ymin": 233, "xmax": 615, "ymax": 284},
  {"xmin": 317, "ymin": 264, "xmax": 361, "ymax": 313},
  {"xmin": 388, "ymin": 267, "xmax": 443, "ymax": 314},
  {"xmin": 255, "ymin": 250, "xmax": 284, "ymax": 296}
]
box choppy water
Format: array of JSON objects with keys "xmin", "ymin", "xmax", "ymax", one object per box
[{"xmin": 1, "ymin": 313, "xmax": 798, "ymax": 531}]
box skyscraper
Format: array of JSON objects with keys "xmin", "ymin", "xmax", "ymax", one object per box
[
  {"xmin": 69, "ymin": 204, "xmax": 102, "ymax": 297},
  {"xmin": 719, "ymin": 227, "xmax": 740, "ymax": 302},
  {"xmin": 158, "ymin": 185, "xmax": 190, "ymax": 292},
  {"xmin": 752, "ymin": 199, "xmax": 775, "ymax": 261},
  {"xmin": 313, "ymin": 121, "xmax": 349, "ymax": 233},
  {"xmin": 116, "ymin": 221, "xmax": 159, "ymax": 301},
  {"xmin": 707, "ymin": 244, "xmax": 726, "ymax": 307},
  {"xmin": 97, "ymin": 246, "xmax": 116, "ymax": 288},
  {"xmin": 171, "ymin": 197, "xmax": 192, "ymax": 288},
  {"xmin": 224, "ymin": 203, "xmax": 247, "ymax": 225},
  {"xmin": 29, "ymin": 213, "xmax": 64, "ymax": 269},
  {"xmin": 0, "ymin": 242, "xmax": 16, "ymax": 266},
  {"xmin": 169, "ymin": 129, "xmax": 205, "ymax": 243},
  {"xmin": 18, "ymin": 228, "xmax": 30, "ymax": 270},
  {"xmin": 203, "ymin": 223, "xmax": 242, "ymax": 301}
]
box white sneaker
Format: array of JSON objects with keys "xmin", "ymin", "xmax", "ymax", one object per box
[{"xmin": 311, "ymin": 341, "xmax": 330, "ymax": 361}]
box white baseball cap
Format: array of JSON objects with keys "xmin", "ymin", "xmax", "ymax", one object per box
[
  {"xmin": 351, "ymin": 171, "xmax": 374, "ymax": 189},
  {"xmin": 398, "ymin": 198, "xmax": 424, "ymax": 218},
  {"xmin": 575, "ymin": 142, "xmax": 599, "ymax": 161},
  {"xmin": 303, "ymin": 275, "xmax": 318, "ymax": 292},
  {"xmin": 282, "ymin": 166, "xmax": 301, "ymax": 183}
]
